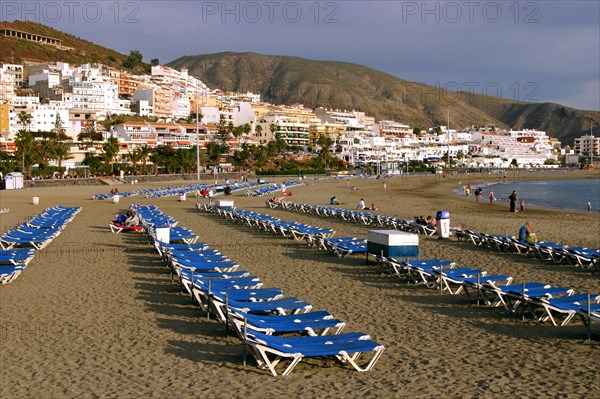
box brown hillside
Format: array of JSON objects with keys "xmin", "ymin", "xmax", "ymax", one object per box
[{"xmin": 169, "ymin": 52, "xmax": 599, "ymax": 145}]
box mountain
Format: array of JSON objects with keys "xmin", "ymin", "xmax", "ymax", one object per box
[
  {"xmin": 168, "ymin": 52, "xmax": 599, "ymax": 145},
  {"xmin": 0, "ymin": 21, "xmax": 148, "ymax": 73}
]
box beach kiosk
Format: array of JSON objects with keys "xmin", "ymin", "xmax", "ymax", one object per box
[
  {"xmin": 367, "ymin": 230, "xmax": 419, "ymax": 259},
  {"xmin": 5, "ymin": 172, "xmax": 24, "ymax": 190},
  {"xmin": 216, "ymin": 199, "xmax": 234, "ymax": 210}
]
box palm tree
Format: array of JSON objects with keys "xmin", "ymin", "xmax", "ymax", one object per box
[
  {"xmin": 14, "ymin": 130, "xmax": 38, "ymax": 178},
  {"xmin": 317, "ymin": 136, "xmax": 333, "ymax": 167},
  {"xmin": 255, "ymin": 124, "xmax": 263, "ymax": 137},
  {"xmin": 52, "ymin": 144, "xmax": 73, "ymax": 169},
  {"xmin": 102, "ymin": 137, "xmax": 120, "ymax": 174},
  {"xmin": 17, "ymin": 111, "xmax": 32, "ymax": 131},
  {"xmin": 124, "ymin": 148, "xmax": 143, "ymax": 172},
  {"xmin": 175, "ymin": 148, "xmax": 196, "ymax": 173},
  {"xmin": 137, "ymin": 144, "xmax": 153, "ymax": 173}
]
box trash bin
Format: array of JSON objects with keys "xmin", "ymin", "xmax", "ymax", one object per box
[
  {"xmin": 154, "ymin": 219, "xmax": 170, "ymax": 244},
  {"xmin": 179, "ymin": 191, "xmax": 186, "ymax": 202},
  {"xmin": 32, "ymin": 196, "xmax": 40, "ymax": 205},
  {"xmin": 113, "ymin": 194, "xmax": 120, "ymax": 204},
  {"xmin": 436, "ymin": 210, "xmax": 450, "ymax": 239}
]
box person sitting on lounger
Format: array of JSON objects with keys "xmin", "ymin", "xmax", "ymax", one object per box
[
  {"xmin": 426, "ymin": 215, "xmax": 437, "ymax": 229},
  {"xmin": 415, "ymin": 216, "xmax": 427, "ymax": 226},
  {"xmin": 124, "ymin": 210, "xmax": 140, "ymax": 227},
  {"xmin": 330, "ymin": 196, "xmax": 340, "ymax": 205},
  {"xmin": 115, "ymin": 212, "xmax": 128, "ymax": 224},
  {"xmin": 518, "ymin": 220, "xmax": 536, "ymax": 243}
]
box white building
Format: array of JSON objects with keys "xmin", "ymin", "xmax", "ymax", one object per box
[{"xmin": 574, "ymin": 134, "xmax": 599, "ymax": 156}]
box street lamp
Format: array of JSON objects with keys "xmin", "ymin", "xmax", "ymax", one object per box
[
  {"xmin": 447, "ymin": 107, "xmax": 450, "ymax": 169},
  {"xmin": 195, "ymin": 81, "xmax": 200, "ymax": 181}
]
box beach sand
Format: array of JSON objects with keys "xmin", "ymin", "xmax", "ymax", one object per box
[{"xmin": 1, "ymin": 170, "xmax": 599, "ymax": 398}]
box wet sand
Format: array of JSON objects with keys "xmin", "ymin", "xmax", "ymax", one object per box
[{"xmin": 1, "ymin": 170, "xmax": 599, "ymax": 398}]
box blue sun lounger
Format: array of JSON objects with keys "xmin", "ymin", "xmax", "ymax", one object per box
[
  {"xmin": 460, "ymin": 274, "xmax": 514, "ymax": 302},
  {"xmin": 479, "ymin": 282, "xmax": 548, "ymax": 309},
  {"xmin": 0, "ymin": 248, "xmax": 36, "ymax": 266},
  {"xmin": 505, "ymin": 285, "xmax": 574, "ymax": 313},
  {"xmin": 400, "ymin": 259, "xmax": 456, "ymax": 286},
  {"xmin": 0, "ymin": 264, "xmax": 24, "ymax": 284},
  {"xmin": 244, "ymin": 329, "xmax": 385, "ymax": 376},
  {"xmin": 433, "ymin": 267, "xmax": 488, "ymax": 294},
  {"xmin": 530, "ymin": 293, "xmax": 600, "ymax": 326},
  {"xmin": 227, "ymin": 310, "xmax": 346, "ymax": 337}
]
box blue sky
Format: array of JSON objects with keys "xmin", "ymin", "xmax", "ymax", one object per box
[{"xmin": 3, "ymin": 1, "xmax": 599, "ymax": 110}]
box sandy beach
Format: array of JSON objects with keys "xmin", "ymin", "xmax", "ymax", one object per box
[{"xmin": 1, "ymin": 170, "xmax": 599, "ymax": 398}]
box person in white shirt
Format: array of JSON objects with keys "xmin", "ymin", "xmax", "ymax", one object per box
[
  {"xmin": 357, "ymin": 198, "xmax": 365, "ymax": 210},
  {"xmin": 124, "ymin": 211, "xmax": 140, "ymax": 226}
]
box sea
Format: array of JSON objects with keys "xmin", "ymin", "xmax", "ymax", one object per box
[{"xmin": 454, "ymin": 178, "xmax": 600, "ymax": 213}]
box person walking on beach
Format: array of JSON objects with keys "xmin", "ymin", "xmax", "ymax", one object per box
[
  {"xmin": 474, "ymin": 187, "xmax": 482, "ymax": 202},
  {"xmin": 465, "ymin": 184, "xmax": 471, "ymax": 199},
  {"xmin": 489, "ymin": 190, "xmax": 495, "ymax": 204},
  {"xmin": 508, "ymin": 191, "xmax": 518, "ymax": 212},
  {"xmin": 520, "ymin": 198, "xmax": 525, "ymax": 212},
  {"xmin": 357, "ymin": 198, "xmax": 365, "ymax": 210},
  {"xmin": 588, "ymin": 202, "xmax": 592, "ymax": 213},
  {"xmin": 208, "ymin": 188, "xmax": 214, "ymax": 204}
]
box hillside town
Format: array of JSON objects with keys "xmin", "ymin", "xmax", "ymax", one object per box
[{"xmin": 1, "ymin": 58, "xmax": 598, "ymax": 178}]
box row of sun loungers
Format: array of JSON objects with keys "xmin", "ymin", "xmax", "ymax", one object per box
[
  {"xmin": 0, "ymin": 206, "xmax": 81, "ymax": 283},
  {"xmin": 197, "ymin": 204, "xmax": 370, "ymax": 258},
  {"xmin": 94, "ymin": 181, "xmax": 265, "ymax": 200},
  {"xmin": 270, "ymin": 202, "xmax": 600, "ymax": 270},
  {"xmin": 198, "ymin": 205, "xmax": 336, "ymax": 241},
  {"xmin": 377, "ymin": 256, "xmax": 600, "ymax": 335},
  {"xmin": 454, "ymin": 229, "xmax": 600, "ymax": 271},
  {"xmin": 244, "ymin": 180, "xmax": 304, "ymax": 196},
  {"xmin": 123, "ymin": 204, "xmax": 385, "ymax": 375},
  {"xmin": 268, "ymin": 202, "xmax": 441, "ymax": 237}
]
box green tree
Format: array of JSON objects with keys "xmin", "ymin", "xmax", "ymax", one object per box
[
  {"xmin": 150, "ymin": 58, "xmax": 160, "ymax": 66},
  {"xmin": 124, "ymin": 148, "xmax": 143, "ymax": 172},
  {"xmin": 0, "ymin": 150, "xmax": 18, "ymax": 176},
  {"xmin": 83, "ymin": 154, "xmax": 103, "ymax": 175},
  {"xmin": 122, "ymin": 50, "xmax": 144, "ymax": 70},
  {"xmin": 137, "ymin": 144, "xmax": 153, "ymax": 173},
  {"xmin": 51, "ymin": 113, "xmax": 69, "ymax": 143},
  {"xmin": 175, "ymin": 148, "xmax": 196, "ymax": 173},
  {"xmin": 51, "ymin": 144, "xmax": 73, "ymax": 169},
  {"xmin": 14, "ymin": 130, "xmax": 39, "ymax": 178},
  {"xmin": 102, "ymin": 137, "xmax": 120, "ymax": 174}
]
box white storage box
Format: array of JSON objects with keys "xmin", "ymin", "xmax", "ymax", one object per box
[
  {"xmin": 367, "ymin": 230, "xmax": 419, "ymax": 258},
  {"xmin": 216, "ymin": 199, "xmax": 234, "ymax": 210}
]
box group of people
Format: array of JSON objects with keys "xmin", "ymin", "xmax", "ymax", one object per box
[
  {"xmin": 356, "ymin": 198, "xmax": 378, "ymax": 210},
  {"xmin": 114, "ymin": 210, "xmax": 140, "ymax": 227},
  {"xmin": 194, "ymin": 188, "xmax": 215, "ymax": 203},
  {"xmin": 463, "ymin": 185, "xmax": 528, "ymax": 212},
  {"xmin": 508, "ymin": 191, "xmax": 526, "ymax": 212}
]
